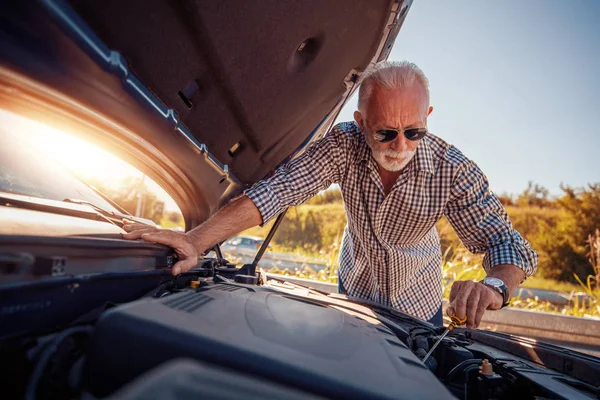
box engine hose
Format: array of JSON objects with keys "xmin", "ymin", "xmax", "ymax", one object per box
[
  {"xmin": 25, "ymin": 326, "xmax": 94, "ymax": 400},
  {"xmin": 445, "ymin": 359, "xmax": 483, "ymax": 385},
  {"xmin": 463, "ymin": 364, "xmax": 482, "ymax": 400}
]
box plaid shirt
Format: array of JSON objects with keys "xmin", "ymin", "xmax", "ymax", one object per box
[{"xmin": 246, "ymin": 121, "xmax": 538, "ymax": 320}]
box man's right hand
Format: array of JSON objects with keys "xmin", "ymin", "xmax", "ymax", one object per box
[{"xmin": 122, "ymin": 221, "xmax": 200, "ymax": 275}]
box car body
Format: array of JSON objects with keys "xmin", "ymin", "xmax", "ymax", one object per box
[
  {"xmin": 1, "ymin": 1, "xmax": 599, "ymax": 399},
  {"xmin": 221, "ymin": 236, "xmax": 268, "ymax": 257}
]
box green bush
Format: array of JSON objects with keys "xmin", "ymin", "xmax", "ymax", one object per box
[{"xmin": 519, "ymin": 184, "xmax": 600, "ymax": 281}]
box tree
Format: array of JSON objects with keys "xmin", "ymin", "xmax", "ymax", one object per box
[
  {"xmin": 516, "ymin": 181, "xmax": 551, "ymax": 208},
  {"xmin": 534, "ymin": 184, "xmax": 600, "ymax": 281},
  {"xmin": 306, "ymin": 187, "xmax": 343, "ymax": 205},
  {"xmin": 495, "ymin": 192, "xmax": 514, "ymax": 206},
  {"xmin": 86, "ymin": 176, "xmax": 163, "ymax": 223}
]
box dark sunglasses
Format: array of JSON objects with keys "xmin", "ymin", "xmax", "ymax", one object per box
[{"xmin": 373, "ymin": 128, "xmax": 427, "ymax": 143}]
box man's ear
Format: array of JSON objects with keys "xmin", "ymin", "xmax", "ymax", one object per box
[
  {"xmin": 354, "ymin": 110, "xmax": 364, "ymax": 131},
  {"xmin": 427, "ymin": 106, "xmax": 434, "ymax": 116}
]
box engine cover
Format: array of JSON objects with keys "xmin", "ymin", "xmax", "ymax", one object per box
[{"xmin": 85, "ymin": 284, "xmax": 453, "ymax": 399}]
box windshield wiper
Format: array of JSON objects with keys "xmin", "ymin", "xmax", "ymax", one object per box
[
  {"xmin": 81, "ymin": 181, "xmax": 131, "ymax": 216},
  {"xmin": 62, "ymin": 198, "xmax": 156, "ymax": 228},
  {"xmin": 62, "ymin": 198, "xmax": 130, "ymax": 227}
]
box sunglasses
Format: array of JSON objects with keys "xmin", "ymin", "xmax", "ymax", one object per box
[{"xmin": 373, "ymin": 128, "xmax": 428, "ymax": 143}]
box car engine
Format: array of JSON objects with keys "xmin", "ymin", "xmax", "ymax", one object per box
[{"xmin": 84, "ymin": 284, "xmax": 451, "ymax": 399}]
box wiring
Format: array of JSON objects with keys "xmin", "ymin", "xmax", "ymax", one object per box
[
  {"xmin": 444, "ymin": 359, "xmax": 483, "ymax": 385},
  {"xmin": 25, "ymin": 326, "xmax": 94, "ymax": 400}
]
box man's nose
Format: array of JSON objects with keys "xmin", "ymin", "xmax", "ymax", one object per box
[{"xmin": 390, "ymin": 135, "xmax": 408, "ymax": 152}]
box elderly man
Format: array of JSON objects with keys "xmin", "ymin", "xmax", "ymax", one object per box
[{"xmin": 124, "ymin": 61, "xmax": 538, "ymax": 328}]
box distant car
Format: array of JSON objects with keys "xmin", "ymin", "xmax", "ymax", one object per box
[{"xmin": 221, "ymin": 236, "xmax": 270, "ymax": 257}]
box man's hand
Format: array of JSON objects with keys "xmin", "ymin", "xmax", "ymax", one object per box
[
  {"xmin": 122, "ymin": 221, "xmax": 199, "ymax": 275},
  {"xmin": 121, "ymin": 196, "xmax": 263, "ymax": 276},
  {"xmin": 446, "ymin": 280, "xmax": 503, "ymax": 329}
]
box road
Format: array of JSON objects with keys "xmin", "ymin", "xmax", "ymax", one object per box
[{"xmin": 223, "ymin": 250, "xmax": 329, "ymax": 272}]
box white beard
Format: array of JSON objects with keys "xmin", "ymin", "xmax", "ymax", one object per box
[{"xmin": 372, "ymin": 149, "xmax": 416, "ymax": 172}]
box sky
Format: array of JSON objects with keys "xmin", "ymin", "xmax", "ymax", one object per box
[{"xmin": 336, "ymin": 0, "xmax": 600, "ymax": 196}]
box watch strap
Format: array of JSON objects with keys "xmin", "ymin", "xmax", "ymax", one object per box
[
  {"xmin": 498, "ymin": 282, "xmax": 510, "ymax": 308},
  {"xmin": 480, "ymin": 279, "xmax": 510, "ymax": 308}
]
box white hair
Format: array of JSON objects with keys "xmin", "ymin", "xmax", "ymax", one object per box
[{"xmin": 357, "ymin": 61, "xmax": 430, "ymax": 116}]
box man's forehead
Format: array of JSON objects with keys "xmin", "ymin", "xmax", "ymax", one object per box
[
  {"xmin": 365, "ymin": 85, "xmax": 428, "ymax": 125},
  {"xmin": 367, "ymin": 102, "xmax": 427, "ymax": 128},
  {"xmin": 371, "ymin": 107, "xmax": 423, "ymax": 120}
]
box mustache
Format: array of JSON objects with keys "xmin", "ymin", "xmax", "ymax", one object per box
[{"xmin": 380, "ymin": 149, "xmax": 416, "ymax": 159}]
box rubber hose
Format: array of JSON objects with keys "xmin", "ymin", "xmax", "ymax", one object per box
[
  {"xmin": 25, "ymin": 326, "xmax": 94, "ymax": 400},
  {"xmin": 445, "ymin": 359, "xmax": 483, "ymax": 385}
]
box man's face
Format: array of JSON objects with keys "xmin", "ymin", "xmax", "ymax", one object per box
[{"xmin": 354, "ymin": 83, "xmax": 432, "ymax": 172}]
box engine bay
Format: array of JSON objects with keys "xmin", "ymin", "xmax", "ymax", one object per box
[{"xmin": 2, "ymin": 262, "xmax": 598, "ymax": 400}]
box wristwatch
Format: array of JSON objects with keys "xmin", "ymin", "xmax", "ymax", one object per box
[{"xmin": 480, "ymin": 277, "xmax": 511, "ymax": 308}]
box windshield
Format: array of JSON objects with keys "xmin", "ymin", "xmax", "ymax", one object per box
[
  {"xmin": 0, "ymin": 109, "xmax": 185, "ymax": 229},
  {"xmin": 0, "ymin": 124, "xmax": 120, "ymax": 213}
]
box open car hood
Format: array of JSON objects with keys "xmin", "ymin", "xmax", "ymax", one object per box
[{"xmin": 0, "ymin": 0, "xmax": 412, "ymax": 227}]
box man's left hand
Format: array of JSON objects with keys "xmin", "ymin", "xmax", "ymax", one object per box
[{"xmin": 446, "ymin": 280, "xmax": 503, "ymax": 329}]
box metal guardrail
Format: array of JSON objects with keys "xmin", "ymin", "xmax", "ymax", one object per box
[
  {"xmin": 511, "ymin": 287, "xmax": 593, "ymax": 307},
  {"xmin": 264, "ymin": 273, "xmax": 600, "ymax": 357},
  {"xmin": 472, "ymin": 306, "xmax": 600, "ymax": 357}
]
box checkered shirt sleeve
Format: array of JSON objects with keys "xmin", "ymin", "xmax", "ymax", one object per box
[
  {"xmin": 444, "ymin": 157, "xmax": 538, "ymax": 277},
  {"xmin": 245, "ymin": 126, "xmax": 349, "ymax": 225}
]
